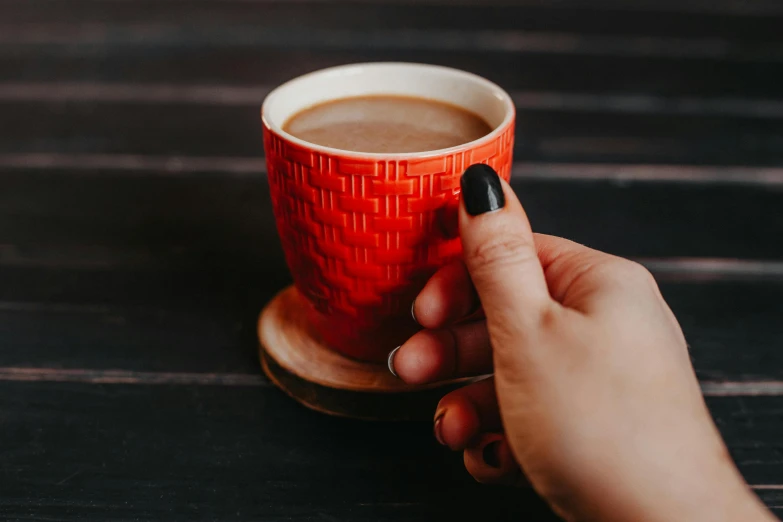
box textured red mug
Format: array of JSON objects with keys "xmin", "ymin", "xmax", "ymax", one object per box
[{"xmin": 262, "ymin": 63, "xmax": 515, "ymax": 363}]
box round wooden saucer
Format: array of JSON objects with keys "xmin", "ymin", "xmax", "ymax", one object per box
[{"xmin": 258, "ymin": 286, "xmax": 469, "ymax": 421}]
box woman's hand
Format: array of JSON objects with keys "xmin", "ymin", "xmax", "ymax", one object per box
[{"xmin": 389, "ymin": 165, "xmax": 775, "ymax": 522}]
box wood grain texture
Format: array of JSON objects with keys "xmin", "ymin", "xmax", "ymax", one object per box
[
  {"xmin": 664, "ymin": 282, "xmax": 783, "ymax": 382},
  {"xmin": 2, "ymin": 1, "xmax": 783, "ymax": 40},
  {"xmin": 2, "ymin": 0, "xmax": 782, "ymax": 517},
  {"xmin": 3, "ymin": 84, "xmax": 783, "ymax": 123},
  {"xmin": 5, "ymin": 50, "xmax": 783, "ymax": 103},
  {"xmin": 2, "ymin": 101, "xmax": 782, "ymax": 166},
  {"xmin": 756, "ymin": 490, "xmax": 783, "ymax": 514},
  {"xmin": 6, "ymin": 0, "xmax": 782, "ymax": 17},
  {"xmin": 2, "ymin": 169, "xmax": 782, "ymax": 262},
  {"xmin": 0, "ymin": 305, "xmax": 265, "ymax": 374},
  {"xmin": 0, "ymin": 382, "xmax": 780, "ymax": 520},
  {"xmin": 0, "ymin": 381, "xmax": 557, "ymax": 522},
  {"xmin": 0, "ymin": 170, "xmax": 781, "ymax": 383},
  {"xmin": 2, "ymin": 3, "xmax": 782, "ymax": 70},
  {"xmin": 0, "ymin": 273, "xmax": 781, "ymax": 383}
]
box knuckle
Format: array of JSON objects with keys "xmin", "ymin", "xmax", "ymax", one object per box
[
  {"xmin": 615, "ymin": 259, "xmax": 656, "ymax": 286},
  {"xmin": 466, "ymin": 234, "xmax": 537, "ymax": 272},
  {"xmin": 593, "ymin": 258, "xmax": 656, "ymax": 289}
]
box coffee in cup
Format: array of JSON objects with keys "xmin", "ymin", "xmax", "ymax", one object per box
[{"xmin": 284, "ymin": 95, "xmax": 493, "ymax": 153}]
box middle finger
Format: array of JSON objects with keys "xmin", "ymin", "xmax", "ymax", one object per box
[
  {"xmin": 390, "ymin": 320, "xmax": 492, "ymax": 385},
  {"xmin": 412, "ymin": 260, "xmax": 481, "ymax": 329}
]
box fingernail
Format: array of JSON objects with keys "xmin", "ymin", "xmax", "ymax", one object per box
[
  {"xmin": 433, "ymin": 410, "xmax": 446, "ymax": 446},
  {"xmin": 483, "ymin": 441, "xmax": 501, "ymax": 468},
  {"xmin": 461, "ymin": 164, "xmax": 505, "ymax": 216},
  {"xmin": 411, "ymin": 300, "xmax": 418, "ymax": 325},
  {"xmin": 387, "ymin": 346, "xmax": 401, "ymax": 377}
]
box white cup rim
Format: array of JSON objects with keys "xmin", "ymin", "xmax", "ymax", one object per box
[{"xmin": 261, "ymin": 62, "xmax": 516, "ymax": 160}]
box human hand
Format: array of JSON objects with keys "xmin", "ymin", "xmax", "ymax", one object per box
[{"xmin": 388, "ymin": 165, "xmax": 775, "ymax": 522}]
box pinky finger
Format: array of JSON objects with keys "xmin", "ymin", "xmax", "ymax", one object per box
[{"xmin": 463, "ymin": 433, "xmax": 528, "ymax": 487}]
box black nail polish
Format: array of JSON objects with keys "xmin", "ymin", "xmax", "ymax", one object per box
[
  {"xmin": 483, "ymin": 441, "xmax": 501, "ymax": 468},
  {"xmin": 461, "ymin": 164, "xmax": 505, "ymax": 216}
]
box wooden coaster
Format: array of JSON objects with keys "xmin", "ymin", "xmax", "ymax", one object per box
[{"xmin": 258, "ymin": 286, "xmax": 470, "ymax": 421}]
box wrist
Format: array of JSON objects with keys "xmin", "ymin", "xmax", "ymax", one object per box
[
  {"xmin": 623, "ymin": 448, "xmax": 773, "ymax": 522},
  {"xmin": 563, "ymin": 439, "xmax": 774, "ymax": 522}
]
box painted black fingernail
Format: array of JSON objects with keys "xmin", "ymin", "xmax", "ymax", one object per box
[
  {"xmin": 483, "ymin": 441, "xmax": 501, "ymax": 468},
  {"xmin": 410, "ymin": 300, "xmax": 418, "ymax": 325},
  {"xmin": 461, "ymin": 164, "xmax": 505, "ymax": 216}
]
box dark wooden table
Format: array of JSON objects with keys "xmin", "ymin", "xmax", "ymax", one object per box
[{"xmin": 2, "ymin": 1, "xmax": 783, "ymax": 520}]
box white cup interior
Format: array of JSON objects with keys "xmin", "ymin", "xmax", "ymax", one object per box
[{"xmin": 262, "ymin": 62, "xmax": 515, "ymax": 158}]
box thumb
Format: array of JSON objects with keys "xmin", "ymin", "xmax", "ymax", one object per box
[{"xmin": 459, "ymin": 164, "xmax": 553, "ymax": 331}]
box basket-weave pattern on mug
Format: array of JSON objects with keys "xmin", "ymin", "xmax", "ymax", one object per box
[{"xmin": 264, "ymin": 123, "xmax": 514, "ymax": 328}]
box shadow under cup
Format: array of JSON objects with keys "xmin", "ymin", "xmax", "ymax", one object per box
[{"xmin": 262, "ymin": 63, "xmax": 515, "ymax": 363}]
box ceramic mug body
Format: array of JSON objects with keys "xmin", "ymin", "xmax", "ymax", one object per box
[{"xmin": 262, "ymin": 63, "xmax": 515, "ymax": 362}]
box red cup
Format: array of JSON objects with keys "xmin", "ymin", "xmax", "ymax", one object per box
[{"xmin": 262, "ymin": 63, "xmax": 515, "ymax": 362}]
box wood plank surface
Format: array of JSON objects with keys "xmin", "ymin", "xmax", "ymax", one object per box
[
  {"xmin": 3, "ymin": 1, "xmax": 783, "ymax": 40},
  {"xmin": 2, "ymin": 169, "xmax": 782, "ymax": 261},
  {"xmin": 2, "ymin": 0, "xmax": 782, "ymax": 518},
  {"xmin": 0, "ymin": 381, "xmax": 557, "ymax": 522},
  {"xmin": 0, "ymin": 280, "xmax": 782, "ymax": 384},
  {"xmin": 0, "ymin": 306, "xmax": 264, "ymax": 375},
  {"xmin": 1, "ymin": 169, "xmax": 782, "ymax": 381},
  {"xmin": 2, "ymin": 101, "xmax": 783, "ymax": 166},
  {"xmin": 5, "ymin": 51, "xmax": 783, "ymax": 102},
  {"xmin": 0, "ymin": 382, "xmax": 781, "ymax": 521}
]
